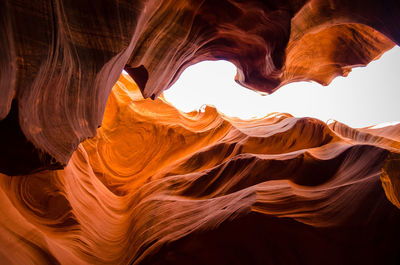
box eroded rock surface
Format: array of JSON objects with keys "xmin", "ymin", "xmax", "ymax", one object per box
[
  {"xmin": 1, "ymin": 0, "xmax": 399, "ymax": 172},
  {"xmin": 1, "ymin": 1, "xmax": 400, "ymax": 263},
  {"xmin": 0, "ymin": 75, "xmax": 399, "ymax": 264}
]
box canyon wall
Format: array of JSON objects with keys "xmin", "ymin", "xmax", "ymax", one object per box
[
  {"xmin": 0, "ymin": 0, "xmax": 399, "ymax": 173},
  {"xmin": 0, "ymin": 75, "xmax": 399, "ymax": 264},
  {"xmin": 1, "ymin": 1, "xmax": 400, "ymax": 264}
]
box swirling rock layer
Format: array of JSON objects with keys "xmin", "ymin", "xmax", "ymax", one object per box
[
  {"xmin": 0, "ymin": 75, "xmax": 399, "ymax": 265},
  {"xmin": 1, "ymin": 0, "xmax": 399, "ymax": 173}
]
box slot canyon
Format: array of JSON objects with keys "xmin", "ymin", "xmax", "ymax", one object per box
[{"xmin": 1, "ymin": 0, "xmax": 400, "ymax": 264}]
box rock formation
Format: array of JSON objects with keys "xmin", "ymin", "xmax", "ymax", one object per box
[
  {"xmin": 0, "ymin": 74, "xmax": 399, "ymax": 264},
  {"xmin": 0, "ymin": 0, "xmax": 399, "ymax": 173},
  {"xmin": 1, "ymin": 0, "xmax": 400, "ymax": 264}
]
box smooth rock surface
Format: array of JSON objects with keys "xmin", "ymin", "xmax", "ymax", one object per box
[
  {"xmin": 0, "ymin": 0, "xmax": 399, "ymax": 172},
  {"xmin": 0, "ymin": 75, "xmax": 399, "ymax": 264}
]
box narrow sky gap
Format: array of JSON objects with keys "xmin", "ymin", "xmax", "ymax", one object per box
[{"xmin": 159, "ymin": 46, "xmax": 400, "ymax": 128}]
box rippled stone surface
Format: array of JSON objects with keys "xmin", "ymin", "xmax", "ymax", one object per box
[
  {"xmin": 0, "ymin": 75, "xmax": 399, "ymax": 264},
  {"xmin": 1, "ymin": 0, "xmax": 399, "ymax": 173}
]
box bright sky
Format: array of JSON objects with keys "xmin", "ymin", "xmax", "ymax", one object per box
[{"xmin": 162, "ymin": 46, "xmax": 400, "ymax": 128}]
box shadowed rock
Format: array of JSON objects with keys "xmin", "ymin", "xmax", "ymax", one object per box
[
  {"xmin": 0, "ymin": 75, "xmax": 398, "ymax": 264},
  {"xmin": 0, "ymin": 0, "xmax": 399, "ymax": 173}
]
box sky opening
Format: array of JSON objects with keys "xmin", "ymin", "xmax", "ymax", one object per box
[{"xmin": 162, "ymin": 46, "xmax": 400, "ymax": 128}]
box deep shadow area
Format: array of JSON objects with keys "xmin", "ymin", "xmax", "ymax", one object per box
[
  {"xmin": 139, "ymin": 201, "xmax": 400, "ymax": 265},
  {"xmin": 125, "ymin": 65, "xmax": 149, "ymax": 96},
  {"xmin": 0, "ymin": 101, "xmax": 63, "ymax": 175}
]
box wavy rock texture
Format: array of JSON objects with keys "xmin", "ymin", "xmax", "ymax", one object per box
[
  {"xmin": 0, "ymin": 74, "xmax": 399, "ymax": 265},
  {"xmin": 1, "ymin": 0, "xmax": 400, "ymax": 173}
]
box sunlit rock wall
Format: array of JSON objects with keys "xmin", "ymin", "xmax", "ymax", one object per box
[
  {"xmin": 0, "ymin": 75, "xmax": 399, "ymax": 264},
  {"xmin": 1, "ymin": 0, "xmax": 399, "ymax": 173},
  {"xmin": 1, "ymin": 1, "xmax": 400, "ymax": 263}
]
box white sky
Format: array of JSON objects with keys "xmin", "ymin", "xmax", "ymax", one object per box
[{"xmin": 159, "ymin": 46, "xmax": 400, "ymax": 128}]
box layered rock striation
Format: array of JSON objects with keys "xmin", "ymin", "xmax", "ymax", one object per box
[
  {"xmin": 1, "ymin": 0, "xmax": 399, "ymax": 173},
  {"xmin": 1, "ymin": 1, "xmax": 400, "ymax": 263},
  {"xmin": 0, "ymin": 75, "xmax": 399, "ymax": 264}
]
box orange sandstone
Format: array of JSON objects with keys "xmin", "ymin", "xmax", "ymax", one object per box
[{"xmin": 0, "ymin": 75, "xmax": 399, "ymax": 264}]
